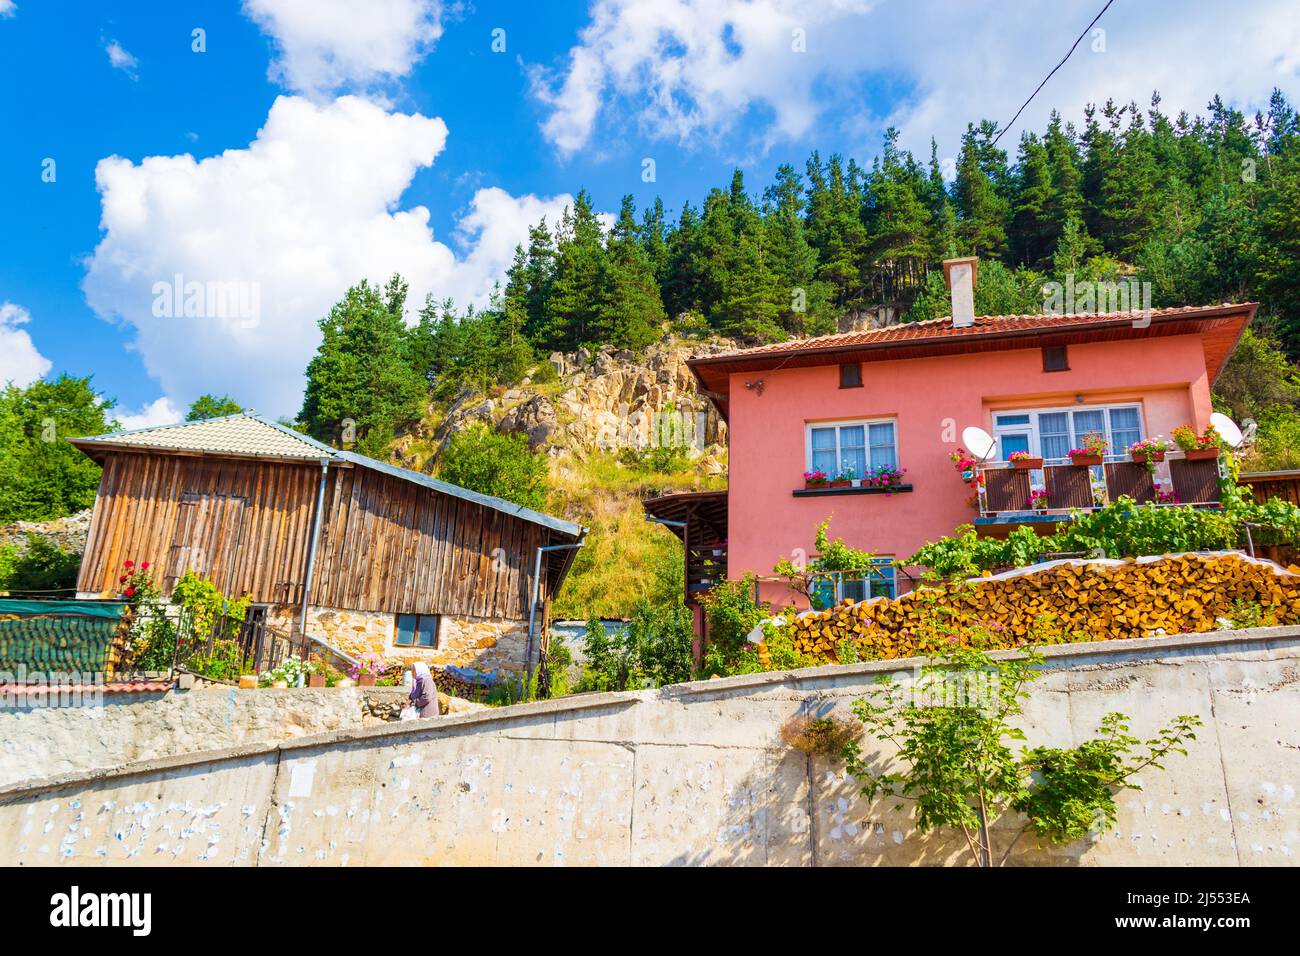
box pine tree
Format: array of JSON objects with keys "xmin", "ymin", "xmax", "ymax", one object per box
[
  {"xmin": 954, "ymin": 122, "xmax": 1009, "ymax": 257},
  {"xmin": 805, "ymin": 152, "xmax": 869, "ymax": 311},
  {"xmin": 299, "ymin": 276, "xmax": 426, "ymax": 455},
  {"xmin": 763, "ymin": 163, "xmax": 828, "ymax": 334},
  {"xmin": 1009, "ymin": 133, "xmax": 1056, "ymax": 269},
  {"xmin": 547, "ymin": 190, "xmax": 607, "ymax": 350},
  {"xmin": 595, "ymin": 195, "xmax": 667, "ymax": 350},
  {"xmin": 522, "ymin": 219, "xmax": 557, "ymax": 345}
]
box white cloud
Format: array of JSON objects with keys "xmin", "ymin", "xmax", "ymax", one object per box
[
  {"xmin": 0, "ymin": 2, "xmax": 17, "ymax": 20},
  {"xmin": 105, "ymin": 39, "xmax": 138, "ymax": 78},
  {"xmin": 243, "ymin": 0, "xmax": 444, "ymax": 97},
  {"xmin": 0, "ymin": 302, "xmax": 52, "ymax": 387},
  {"xmin": 533, "ymin": 0, "xmax": 1300, "ymax": 159},
  {"xmin": 115, "ymin": 397, "xmax": 183, "ymax": 432},
  {"xmin": 83, "ymin": 95, "xmax": 583, "ymax": 419}
]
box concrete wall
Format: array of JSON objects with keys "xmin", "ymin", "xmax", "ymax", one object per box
[
  {"xmin": 2, "ymin": 627, "xmax": 1297, "ymax": 867},
  {"xmin": 0, "ymin": 686, "xmax": 407, "ymax": 790}
]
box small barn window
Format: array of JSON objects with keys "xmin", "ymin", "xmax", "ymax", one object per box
[
  {"xmin": 839, "ymin": 363, "xmax": 863, "ymax": 388},
  {"xmin": 1042, "ymin": 346, "xmax": 1069, "ymax": 372},
  {"xmin": 395, "ymin": 613, "xmax": 440, "ymax": 648}
]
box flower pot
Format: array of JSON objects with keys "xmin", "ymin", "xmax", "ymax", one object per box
[
  {"xmin": 1130, "ymin": 450, "xmax": 1165, "ymax": 465},
  {"xmin": 308, "ymin": 673, "xmax": 325, "ymax": 688},
  {"xmin": 804, "ymin": 480, "xmax": 828, "ymax": 490},
  {"xmin": 1183, "ymin": 447, "xmax": 1219, "ymax": 461},
  {"xmin": 271, "ymin": 680, "xmax": 289, "ymax": 689},
  {"xmin": 828, "ymin": 480, "xmax": 851, "ymax": 488},
  {"xmin": 358, "ymin": 674, "xmax": 377, "ymax": 687},
  {"xmin": 1069, "ymin": 454, "xmax": 1102, "ymax": 467},
  {"xmin": 1011, "ymin": 457, "xmax": 1043, "ymax": 470},
  {"xmin": 238, "ymin": 674, "xmax": 258, "ymax": 690}
]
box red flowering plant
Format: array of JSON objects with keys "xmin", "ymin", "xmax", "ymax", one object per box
[
  {"xmin": 118, "ymin": 559, "xmax": 159, "ymax": 605},
  {"xmin": 118, "ymin": 560, "xmax": 173, "ymax": 671}
]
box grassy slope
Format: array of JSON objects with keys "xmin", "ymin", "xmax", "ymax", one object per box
[{"xmin": 546, "ymin": 453, "xmax": 726, "ymax": 619}]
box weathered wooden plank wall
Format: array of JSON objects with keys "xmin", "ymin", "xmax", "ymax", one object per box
[{"xmin": 78, "ymin": 452, "xmax": 554, "ymax": 619}]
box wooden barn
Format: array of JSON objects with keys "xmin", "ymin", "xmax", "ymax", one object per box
[{"xmin": 69, "ymin": 414, "xmax": 585, "ymax": 674}]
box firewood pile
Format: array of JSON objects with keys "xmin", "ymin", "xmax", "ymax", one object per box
[{"xmin": 786, "ymin": 552, "xmax": 1300, "ymax": 662}]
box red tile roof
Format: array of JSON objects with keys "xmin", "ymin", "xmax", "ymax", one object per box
[
  {"xmin": 688, "ymin": 303, "xmax": 1256, "ymax": 419},
  {"xmin": 703, "ymin": 304, "xmax": 1252, "ymax": 358}
]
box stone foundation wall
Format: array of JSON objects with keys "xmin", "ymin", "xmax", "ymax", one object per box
[{"xmin": 268, "ymin": 605, "xmax": 531, "ymax": 674}]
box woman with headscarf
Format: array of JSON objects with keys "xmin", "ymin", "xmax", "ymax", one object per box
[{"xmin": 409, "ymin": 661, "xmax": 438, "ymax": 718}]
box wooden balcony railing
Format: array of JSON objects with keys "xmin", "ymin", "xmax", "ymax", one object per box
[{"xmin": 977, "ymin": 454, "xmax": 1223, "ymax": 519}]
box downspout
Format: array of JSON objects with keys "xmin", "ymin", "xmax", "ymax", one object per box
[
  {"xmin": 525, "ymin": 540, "xmax": 585, "ymax": 699},
  {"xmin": 297, "ymin": 457, "xmax": 331, "ymax": 652}
]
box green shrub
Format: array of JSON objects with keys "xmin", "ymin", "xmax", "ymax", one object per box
[
  {"xmin": 696, "ymin": 574, "xmax": 769, "ymax": 677},
  {"xmin": 908, "ymin": 493, "xmax": 1300, "ymax": 577},
  {"xmin": 0, "ymin": 536, "xmax": 81, "ymax": 594},
  {"xmin": 438, "ymin": 424, "xmax": 550, "ymax": 511}
]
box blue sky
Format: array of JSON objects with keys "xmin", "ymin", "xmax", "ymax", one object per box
[{"xmin": 1, "ymin": 0, "xmax": 1297, "ymax": 424}]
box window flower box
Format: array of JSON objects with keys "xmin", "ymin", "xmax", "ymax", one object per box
[
  {"xmin": 1029, "ymin": 489, "xmax": 1050, "ymax": 513},
  {"xmin": 827, "ymin": 480, "xmax": 852, "ymax": 488},
  {"xmin": 1008, "ymin": 452, "xmax": 1043, "ymax": 470},
  {"xmin": 1067, "ymin": 431, "xmax": 1107, "ymax": 467},
  {"xmin": 803, "ymin": 470, "xmax": 828, "ymax": 489},
  {"xmin": 1127, "ymin": 437, "xmax": 1168, "ymax": 472},
  {"xmin": 1172, "ymin": 424, "xmax": 1221, "ymax": 461}
]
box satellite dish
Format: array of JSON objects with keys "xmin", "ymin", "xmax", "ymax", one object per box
[
  {"xmin": 1209, "ymin": 412, "xmax": 1244, "ymax": 449},
  {"xmin": 961, "ymin": 426, "xmax": 997, "ymax": 462}
]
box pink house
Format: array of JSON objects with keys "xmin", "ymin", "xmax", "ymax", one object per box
[{"xmin": 660, "ymin": 259, "xmax": 1255, "ymax": 616}]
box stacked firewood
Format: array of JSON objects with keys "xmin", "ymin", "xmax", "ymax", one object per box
[{"xmin": 786, "ymin": 553, "xmax": 1300, "ymax": 662}]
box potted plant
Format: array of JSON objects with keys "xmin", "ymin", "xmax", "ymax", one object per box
[
  {"xmin": 863, "ymin": 464, "xmax": 907, "ymax": 494},
  {"xmin": 1029, "ymin": 489, "xmax": 1050, "ymax": 513},
  {"xmin": 1153, "ymin": 482, "xmax": 1179, "ymax": 505},
  {"xmin": 803, "ymin": 469, "xmax": 828, "ymax": 489},
  {"xmin": 1172, "ymin": 424, "xmax": 1221, "ymax": 460},
  {"xmin": 1067, "ymin": 432, "xmax": 1107, "ymax": 467},
  {"xmin": 1127, "ymin": 437, "xmax": 1168, "ymax": 473},
  {"xmin": 828, "ymin": 468, "xmax": 855, "ymax": 489},
  {"xmin": 307, "ymin": 657, "xmax": 326, "ymax": 688},
  {"xmin": 1008, "ymin": 450, "xmax": 1043, "ymax": 470},
  {"xmin": 349, "ymin": 652, "xmax": 385, "ymax": 687}
]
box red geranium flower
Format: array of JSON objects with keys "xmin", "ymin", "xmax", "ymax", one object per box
[
  {"xmin": 141, "ymin": 561, "xmax": 150, "ymax": 570},
  {"xmin": 123, "ymin": 560, "xmax": 135, "ymax": 569},
  {"xmin": 124, "ymin": 586, "xmax": 136, "ymax": 598},
  {"xmin": 119, "ymin": 575, "xmax": 128, "ymax": 584}
]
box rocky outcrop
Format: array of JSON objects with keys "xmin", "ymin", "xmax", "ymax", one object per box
[
  {"xmin": 0, "ymin": 509, "xmax": 91, "ymax": 555},
  {"xmin": 428, "ymin": 336, "xmax": 732, "ymax": 462}
]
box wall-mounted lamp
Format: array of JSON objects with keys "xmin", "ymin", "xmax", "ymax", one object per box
[
  {"xmin": 1074, "ymin": 394, "xmax": 1085, "ymax": 404},
  {"xmin": 745, "ymin": 379, "xmax": 765, "ymax": 396}
]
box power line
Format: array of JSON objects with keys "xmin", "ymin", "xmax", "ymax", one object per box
[{"xmin": 992, "ymin": 0, "xmax": 1118, "ymax": 147}]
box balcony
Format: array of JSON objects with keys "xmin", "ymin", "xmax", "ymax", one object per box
[{"xmin": 973, "ymin": 453, "xmax": 1223, "ymax": 532}]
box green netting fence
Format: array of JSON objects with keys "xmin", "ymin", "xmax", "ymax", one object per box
[{"xmin": 0, "ymin": 600, "xmax": 128, "ymax": 674}]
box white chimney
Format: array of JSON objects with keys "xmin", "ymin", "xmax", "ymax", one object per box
[{"xmin": 942, "ymin": 256, "xmax": 979, "ymax": 328}]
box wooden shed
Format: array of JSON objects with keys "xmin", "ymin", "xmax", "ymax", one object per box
[{"xmin": 69, "ymin": 414, "xmax": 584, "ymax": 674}]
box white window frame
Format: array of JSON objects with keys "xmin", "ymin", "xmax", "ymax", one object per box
[
  {"xmin": 990, "ymin": 402, "xmax": 1145, "ymax": 463},
  {"xmin": 804, "ymin": 418, "xmax": 899, "ymax": 478}
]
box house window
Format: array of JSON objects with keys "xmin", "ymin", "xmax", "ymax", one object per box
[
  {"xmin": 395, "ymin": 613, "xmax": 440, "ymax": 648},
  {"xmin": 829, "ymin": 559, "xmax": 897, "ymax": 606},
  {"xmin": 807, "ymin": 419, "xmax": 898, "ymax": 478},
  {"xmin": 991, "ymin": 402, "xmax": 1144, "ymax": 462},
  {"xmin": 839, "ymin": 363, "xmax": 863, "ymax": 388},
  {"xmin": 1042, "ymin": 346, "xmax": 1069, "ymax": 371}
]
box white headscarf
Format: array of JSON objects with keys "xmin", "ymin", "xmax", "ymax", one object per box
[{"xmin": 412, "ymin": 661, "xmax": 432, "ymax": 681}]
